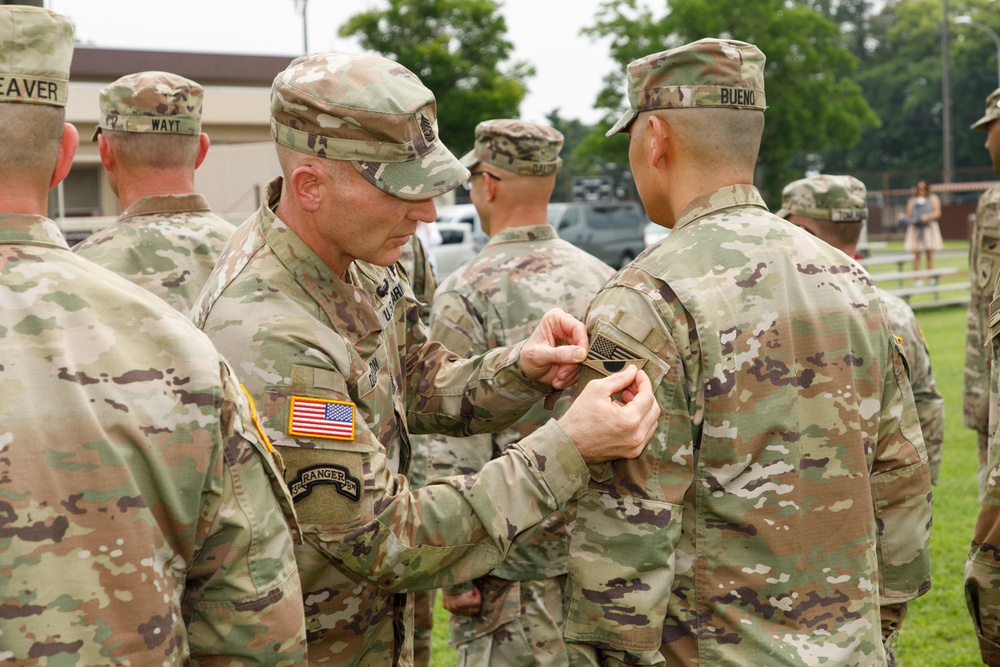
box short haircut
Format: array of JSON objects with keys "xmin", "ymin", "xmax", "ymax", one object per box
[
  {"xmin": 276, "ymin": 142, "xmax": 345, "ymax": 179},
  {"xmin": 104, "ymin": 130, "xmax": 200, "ymax": 170},
  {"xmin": 657, "ymin": 107, "xmax": 763, "ymax": 173},
  {"xmin": 0, "ymin": 103, "xmax": 65, "ymax": 179},
  {"xmin": 815, "ymin": 218, "xmax": 864, "ymax": 247},
  {"xmin": 795, "ymin": 216, "xmax": 864, "ymax": 249}
]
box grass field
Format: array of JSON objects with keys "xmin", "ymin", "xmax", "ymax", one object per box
[{"xmin": 428, "ymin": 242, "xmax": 983, "ymax": 666}]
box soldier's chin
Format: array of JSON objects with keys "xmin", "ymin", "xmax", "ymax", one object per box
[{"xmin": 370, "ymin": 246, "xmax": 405, "ymax": 267}]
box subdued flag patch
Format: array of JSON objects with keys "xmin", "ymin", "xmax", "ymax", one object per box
[
  {"xmin": 289, "ymin": 396, "xmax": 355, "ymax": 440},
  {"xmin": 583, "ymin": 333, "xmax": 647, "ymax": 376}
]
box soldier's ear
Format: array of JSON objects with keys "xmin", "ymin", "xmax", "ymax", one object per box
[
  {"xmin": 97, "ymin": 134, "xmax": 114, "ymax": 173},
  {"xmin": 288, "ymin": 163, "xmax": 325, "ymax": 213},
  {"xmin": 50, "ymin": 122, "xmax": 79, "ymax": 189},
  {"xmin": 194, "ymin": 133, "xmax": 211, "ymax": 170},
  {"xmin": 647, "ymin": 115, "xmax": 672, "ymax": 169}
]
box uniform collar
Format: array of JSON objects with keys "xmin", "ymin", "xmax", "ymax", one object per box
[
  {"xmin": 258, "ymin": 177, "xmax": 384, "ymax": 340},
  {"xmin": 120, "ymin": 193, "xmax": 212, "ymax": 220},
  {"xmin": 487, "ymin": 224, "xmax": 557, "ymax": 246},
  {"xmin": 0, "ymin": 213, "xmax": 70, "ymax": 248},
  {"xmin": 673, "ymin": 184, "xmax": 768, "ymax": 232}
]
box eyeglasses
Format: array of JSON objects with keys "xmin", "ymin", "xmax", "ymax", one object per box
[{"xmin": 461, "ymin": 170, "xmax": 502, "ymax": 191}]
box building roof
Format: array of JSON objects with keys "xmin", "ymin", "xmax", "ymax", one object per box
[{"xmin": 72, "ymin": 47, "xmax": 296, "ymax": 87}]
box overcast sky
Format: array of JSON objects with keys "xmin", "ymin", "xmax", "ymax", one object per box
[{"xmin": 47, "ymin": 0, "xmax": 620, "ymax": 125}]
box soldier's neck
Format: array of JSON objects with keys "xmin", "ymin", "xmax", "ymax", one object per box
[{"xmin": 115, "ymin": 169, "xmax": 198, "ymax": 213}]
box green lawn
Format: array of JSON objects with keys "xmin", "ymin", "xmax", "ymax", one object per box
[{"xmin": 428, "ymin": 246, "xmax": 983, "ymax": 666}]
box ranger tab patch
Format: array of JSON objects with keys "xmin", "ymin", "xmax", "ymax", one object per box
[
  {"xmin": 288, "ymin": 396, "xmax": 355, "ymax": 440},
  {"xmin": 287, "ymin": 464, "xmax": 360, "ymax": 502},
  {"xmin": 584, "ymin": 333, "xmax": 647, "ymax": 376}
]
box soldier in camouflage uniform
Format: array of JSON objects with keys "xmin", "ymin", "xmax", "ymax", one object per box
[
  {"xmin": 72, "ymin": 71, "xmax": 234, "ymax": 314},
  {"xmin": 0, "ymin": 7, "xmax": 307, "ymax": 664},
  {"xmin": 965, "ymin": 87, "xmax": 1000, "ymax": 499},
  {"xmin": 964, "ymin": 87, "xmax": 1000, "ymax": 665},
  {"xmin": 192, "ymin": 51, "xmax": 660, "ymax": 666},
  {"xmin": 397, "ymin": 233, "xmax": 439, "ymax": 667},
  {"xmin": 426, "ymin": 119, "xmax": 615, "ymax": 667},
  {"xmin": 562, "ymin": 39, "xmax": 933, "ymax": 667},
  {"xmin": 778, "ymin": 175, "xmax": 945, "ymax": 485}
]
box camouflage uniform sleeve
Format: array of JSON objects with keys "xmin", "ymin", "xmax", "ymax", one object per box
[
  {"xmin": 895, "ymin": 311, "xmax": 945, "ymax": 485},
  {"xmin": 967, "ymin": 431, "xmax": 1000, "ymax": 665},
  {"xmin": 564, "ymin": 285, "xmax": 691, "ymax": 666},
  {"xmin": 968, "ymin": 290, "xmax": 1000, "ymax": 665},
  {"xmin": 327, "ymin": 418, "xmax": 587, "ymax": 592},
  {"xmin": 870, "ymin": 336, "xmax": 933, "ymax": 650},
  {"xmin": 966, "ymin": 204, "xmax": 997, "ymax": 438},
  {"xmin": 402, "ymin": 298, "xmax": 552, "ymax": 438},
  {"xmin": 184, "ymin": 361, "xmax": 307, "ymax": 665}
]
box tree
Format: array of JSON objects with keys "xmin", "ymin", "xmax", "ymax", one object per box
[
  {"xmin": 821, "ymin": 0, "xmax": 998, "ymax": 183},
  {"xmin": 339, "ymin": 0, "xmax": 533, "ymax": 157},
  {"xmin": 580, "ymin": 0, "xmax": 879, "ymax": 206}
]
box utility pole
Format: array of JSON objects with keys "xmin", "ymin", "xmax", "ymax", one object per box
[
  {"xmin": 941, "ymin": 0, "xmax": 954, "ymax": 183},
  {"xmin": 295, "ymin": 0, "xmax": 310, "ymax": 54}
]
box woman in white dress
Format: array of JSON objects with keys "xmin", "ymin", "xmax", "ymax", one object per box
[{"xmin": 901, "ymin": 180, "xmax": 943, "ymax": 273}]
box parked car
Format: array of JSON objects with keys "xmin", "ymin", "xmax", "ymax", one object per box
[
  {"xmin": 644, "ymin": 221, "xmax": 671, "ymax": 248},
  {"xmin": 435, "ymin": 203, "xmax": 488, "ymax": 247},
  {"xmin": 548, "ymin": 201, "xmax": 648, "ymax": 269},
  {"xmin": 431, "ymin": 221, "xmax": 478, "ymax": 281}
]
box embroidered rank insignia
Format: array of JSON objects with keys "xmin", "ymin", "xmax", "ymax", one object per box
[
  {"xmin": 288, "ymin": 396, "xmax": 355, "ymax": 440},
  {"xmin": 287, "ymin": 464, "xmax": 361, "ymax": 502},
  {"xmin": 583, "ymin": 333, "xmax": 647, "ymax": 376}
]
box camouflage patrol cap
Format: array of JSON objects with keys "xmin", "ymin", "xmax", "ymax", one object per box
[
  {"xmin": 0, "ymin": 6, "xmax": 73, "ymax": 108},
  {"xmin": 776, "ymin": 174, "xmax": 868, "ymax": 222},
  {"xmin": 270, "ymin": 52, "xmax": 467, "ymax": 201},
  {"xmin": 971, "ymin": 87, "xmax": 1000, "ymax": 131},
  {"xmin": 607, "ymin": 38, "xmax": 767, "ymax": 137},
  {"xmin": 92, "ymin": 71, "xmax": 203, "ymax": 141},
  {"xmin": 460, "ymin": 119, "xmax": 564, "ymax": 176}
]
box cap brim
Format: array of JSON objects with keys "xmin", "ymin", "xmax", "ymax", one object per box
[
  {"xmin": 606, "ymin": 109, "xmax": 638, "ymax": 137},
  {"xmin": 971, "ymin": 114, "xmax": 998, "ymax": 131},
  {"xmin": 775, "ymin": 208, "xmax": 790, "ymax": 219},
  {"xmin": 459, "ymin": 148, "xmax": 480, "ymax": 170},
  {"xmin": 91, "ymin": 125, "xmax": 102, "ymax": 142},
  {"xmin": 354, "ymin": 140, "xmax": 470, "ymax": 201}
]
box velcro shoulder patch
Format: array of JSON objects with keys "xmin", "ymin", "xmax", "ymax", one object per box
[
  {"xmin": 287, "ymin": 464, "xmax": 360, "ymax": 502},
  {"xmin": 579, "ymin": 319, "xmax": 670, "ymax": 395},
  {"xmin": 288, "ymin": 396, "xmax": 356, "ymax": 441},
  {"xmin": 988, "ymin": 294, "xmax": 1000, "ymax": 347},
  {"xmin": 584, "ymin": 332, "xmax": 647, "ymax": 376},
  {"xmin": 977, "ymin": 230, "xmax": 1000, "ymax": 290}
]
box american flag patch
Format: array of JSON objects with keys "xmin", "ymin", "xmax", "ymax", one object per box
[
  {"xmin": 288, "ymin": 396, "xmax": 355, "ymax": 440},
  {"xmin": 583, "ymin": 332, "xmax": 647, "ymax": 376}
]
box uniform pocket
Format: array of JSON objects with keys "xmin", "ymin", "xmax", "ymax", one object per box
[{"xmin": 563, "ymin": 487, "xmax": 680, "ymax": 651}]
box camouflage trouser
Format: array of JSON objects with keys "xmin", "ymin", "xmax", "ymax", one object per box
[
  {"xmin": 413, "ymin": 589, "xmax": 435, "ymax": 667},
  {"xmin": 881, "ymin": 603, "xmax": 909, "ymax": 667},
  {"xmin": 980, "ymin": 430, "xmax": 991, "ymax": 502},
  {"xmin": 453, "ymin": 575, "xmax": 567, "ymax": 667},
  {"xmin": 409, "ymin": 436, "xmax": 435, "ymax": 667}
]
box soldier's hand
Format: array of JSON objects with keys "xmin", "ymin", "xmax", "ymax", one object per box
[
  {"xmin": 558, "ymin": 365, "xmax": 660, "ymax": 463},
  {"xmin": 442, "ymin": 587, "xmax": 482, "ymax": 617},
  {"xmin": 519, "ymin": 308, "xmax": 587, "ymax": 390}
]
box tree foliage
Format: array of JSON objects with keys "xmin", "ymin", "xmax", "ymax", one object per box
[
  {"xmin": 338, "ymin": 0, "xmax": 533, "ymax": 157},
  {"xmin": 579, "ymin": 0, "xmax": 879, "ymax": 205},
  {"xmin": 820, "ymin": 0, "xmax": 999, "ymax": 184}
]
